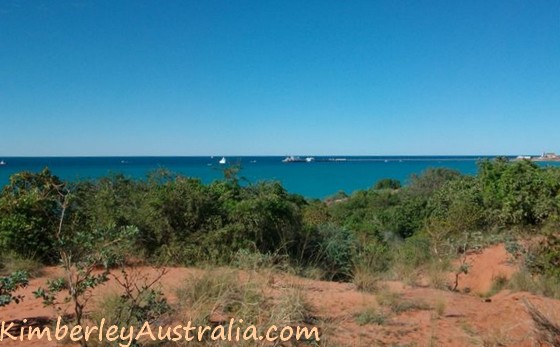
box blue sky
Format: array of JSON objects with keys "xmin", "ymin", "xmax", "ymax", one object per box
[{"xmin": 1, "ymin": 0, "xmax": 559, "ymax": 156}]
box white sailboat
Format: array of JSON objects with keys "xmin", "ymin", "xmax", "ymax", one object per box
[
  {"xmin": 0, "ymin": 160, "xmax": 5, "ymax": 166},
  {"xmin": 219, "ymin": 157, "xmax": 226, "ymax": 165}
]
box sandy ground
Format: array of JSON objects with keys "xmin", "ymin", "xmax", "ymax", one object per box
[{"xmin": 1, "ymin": 244, "xmax": 559, "ymax": 347}]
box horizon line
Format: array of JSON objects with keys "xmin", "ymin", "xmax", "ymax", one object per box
[{"xmin": 0, "ymin": 154, "xmax": 536, "ymax": 158}]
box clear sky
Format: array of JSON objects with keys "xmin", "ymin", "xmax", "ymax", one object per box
[{"xmin": 1, "ymin": 0, "xmax": 559, "ymax": 156}]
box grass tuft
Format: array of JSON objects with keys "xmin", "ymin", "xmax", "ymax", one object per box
[
  {"xmin": 0, "ymin": 252, "xmax": 43, "ymax": 278},
  {"xmin": 355, "ymin": 307, "xmax": 387, "ymax": 326}
]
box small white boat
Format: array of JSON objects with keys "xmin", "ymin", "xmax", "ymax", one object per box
[
  {"xmin": 305, "ymin": 157, "xmax": 315, "ymax": 162},
  {"xmin": 0, "ymin": 160, "xmax": 5, "ymax": 166},
  {"xmin": 219, "ymin": 157, "xmax": 226, "ymax": 165}
]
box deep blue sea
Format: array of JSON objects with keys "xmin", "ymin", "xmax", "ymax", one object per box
[{"xmin": 1, "ymin": 156, "xmax": 559, "ymax": 199}]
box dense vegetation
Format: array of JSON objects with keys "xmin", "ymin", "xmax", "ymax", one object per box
[
  {"xmin": 1, "ymin": 158, "xmax": 560, "ymax": 286},
  {"xmin": 2, "ymin": 158, "xmax": 560, "ymax": 347}
]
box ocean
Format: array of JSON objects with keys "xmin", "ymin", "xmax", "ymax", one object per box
[{"xmin": 1, "ymin": 156, "xmax": 559, "ymax": 199}]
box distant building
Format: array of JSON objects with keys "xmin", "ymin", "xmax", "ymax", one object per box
[
  {"xmin": 541, "ymin": 152, "xmax": 559, "ymax": 159},
  {"xmin": 530, "ymin": 152, "xmax": 560, "ymax": 161},
  {"xmin": 515, "ymin": 152, "xmax": 560, "ymax": 162}
]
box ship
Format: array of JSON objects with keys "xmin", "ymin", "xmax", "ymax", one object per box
[
  {"xmin": 282, "ymin": 156, "xmax": 315, "ymax": 163},
  {"xmin": 282, "ymin": 156, "xmax": 305, "ymax": 163},
  {"xmin": 219, "ymin": 157, "xmax": 227, "ymax": 165}
]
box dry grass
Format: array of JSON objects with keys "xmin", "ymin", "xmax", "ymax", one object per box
[
  {"xmin": 0, "ymin": 252, "xmax": 43, "ymax": 278},
  {"xmin": 524, "ymin": 298, "xmax": 560, "ymax": 347},
  {"xmin": 508, "ymin": 270, "xmax": 560, "ymax": 300},
  {"xmin": 427, "ymin": 260, "xmax": 451, "ymax": 290},
  {"xmin": 376, "ymin": 288, "xmax": 431, "ymax": 314},
  {"xmin": 481, "ymin": 326, "xmax": 518, "ymax": 347},
  {"xmin": 354, "ymin": 307, "xmax": 387, "ymax": 326},
  {"xmin": 390, "ymin": 261, "xmax": 420, "ymax": 286},
  {"xmin": 434, "ymin": 298, "xmax": 446, "ymax": 318},
  {"xmin": 171, "ymin": 268, "xmax": 322, "ymax": 346},
  {"xmin": 269, "ymin": 285, "xmax": 314, "ymax": 326},
  {"xmin": 352, "ymin": 266, "xmax": 380, "ymax": 293},
  {"xmin": 175, "ymin": 269, "xmax": 266, "ymax": 325},
  {"xmin": 483, "ymin": 274, "xmax": 509, "ymax": 298}
]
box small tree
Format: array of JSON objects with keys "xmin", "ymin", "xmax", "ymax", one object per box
[
  {"xmin": 34, "ymin": 188, "xmax": 138, "ymax": 347},
  {"xmin": 102, "ymin": 267, "xmax": 171, "ymax": 347},
  {"xmin": 451, "ymin": 234, "xmax": 477, "ymax": 292}
]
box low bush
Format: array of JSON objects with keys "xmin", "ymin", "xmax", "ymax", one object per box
[{"xmin": 0, "ymin": 271, "xmax": 28, "ymax": 307}]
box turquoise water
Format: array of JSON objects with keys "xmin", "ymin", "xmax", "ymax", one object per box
[{"xmin": 1, "ymin": 156, "xmax": 559, "ymax": 198}]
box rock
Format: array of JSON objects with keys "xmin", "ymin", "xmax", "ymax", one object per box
[{"xmin": 444, "ymin": 309, "xmax": 466, "ymax": 318}]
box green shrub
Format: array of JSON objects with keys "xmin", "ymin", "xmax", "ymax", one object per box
[
  {"xmin": 352, "ymin": 239, "xmax": 390, "ymax": 292},
  {"xmin": 526, "ymin": 233, "xmax": 560, "ymax": 279},
  {"xmin": 408, "ymin": 167, "xmax": 462, "ymax": 197},
  {"xmin": 427, "ymin": 176, "xmax": 486, "ymax": 235},
  {"xmin": 0, "ymin": 169, "xmax": 65, "ymax": 262},
  {"xmin": 374, "ymin": 178, "xmax": 401, "ymax": 190},
  {"xmin": 312, "ymin": 224, "xmax": 357, "ymax": 280},
  {"xmin": 479, "ymin": 159, "xmax": 560, "ymax": 226},
  {"xmin": 0, "ymin": 271, "xmax": 29, "ymax": 307},
  {"xmin": 382, "ymin": 195, "xmax": 428, "ymax": 238},
  {"xmin": 390, "ymin": 234, "xmax": 432, "ymax": 283}
]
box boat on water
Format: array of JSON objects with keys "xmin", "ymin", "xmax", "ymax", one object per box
[
  {"xmin": 219, "ymin": 157, "xmax": 226, "ymax": 165},
  {"xmin": 0, "ymin": 160, "xmax": 5, "ymax": 166},
  {"xmin": 282, "ymin": 156, "xmax": 316, "ymax": 163},
  {"xmin": 282, "ymin": 156, "xmax": 307, "ymax": 163}
]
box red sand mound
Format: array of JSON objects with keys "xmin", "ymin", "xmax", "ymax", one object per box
[{"xmin": 452, "ymin": 243, "xmax": 518, "ymax": 294}]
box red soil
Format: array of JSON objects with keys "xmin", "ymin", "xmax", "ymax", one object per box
[
  {"xmin": 1, "ymin": 244, "xmax": 558, "ymax": 346},
  {"xmin": 452, "ymin": 243, "xmax": 518, "ymax": 294}
]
